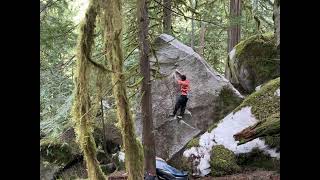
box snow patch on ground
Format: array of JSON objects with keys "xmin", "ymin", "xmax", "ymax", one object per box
[
  {"xmin": 255, "ymin": 85, "xmax": 262, "ymax": 91},
  {"xmin": 275, "ymin": 88, "xmax": 280, "ymax": 96},
  {"xmin": 118, "ymin": 152, "xmax": 125, "ymax": 162},
  {"xmin": 183, "ymin": 107, "xmax": 280, "ymax": 176}
]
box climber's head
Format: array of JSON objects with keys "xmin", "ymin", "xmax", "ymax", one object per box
[{"xmin": 181, "ymin": 75, "xmax": 186, "ymax": 81}]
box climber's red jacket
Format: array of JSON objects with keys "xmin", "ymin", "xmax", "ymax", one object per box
[{"xmin": 177, "ymin": 80, "xmax": 190, "ymax": 96}]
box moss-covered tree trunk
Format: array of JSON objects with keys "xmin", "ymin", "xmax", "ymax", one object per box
[
  {"xmin": 102, "ymin": 0, "xmax": 144, "ymax": 179},
  {"xmin": 71, "ymin": 0, "xmax": 105, "ymax": 179},
  {"xmin": 137, "ymin": 0, "xmax": 157, "ymax": 177}
]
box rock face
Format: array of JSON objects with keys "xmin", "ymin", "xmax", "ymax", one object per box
[
  {"xmin": 225, "ymin": 33, "xmax": 279, "ymax": 94},
  {"xmin": 135, "ymin": 34, "xmax": 243, "ymax": 161},
  {"xmin": 183, "ymin": 78, "xmax": 280, "ymax": 176}
]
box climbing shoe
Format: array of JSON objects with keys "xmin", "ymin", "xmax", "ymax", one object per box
[
  {"xmin": 168, "ymin": 113, "xmax": 175, "ymax": 117},
  {"xmin": 177, "ymin": 115, "xmax": 182, "ymax": 119}
]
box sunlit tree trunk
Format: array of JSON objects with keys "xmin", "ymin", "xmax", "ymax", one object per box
[
  {"xmin": 102, "ymin": 0, "xmax": 144, "ymax": 179},
  {"xmin": 71, "ymin": 0, "xmax": 105, "ymax": 179}
]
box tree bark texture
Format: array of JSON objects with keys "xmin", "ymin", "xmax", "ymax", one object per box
[
  {"xmin": 273, "ymin": 0, "xmax": 280, "ymax": 48},
  {"xmin": 137, "ymin": 0, "xmax": 157, "ymax": 177},
  {"xmin": 227, "ymin": 0, "xmax": 241, "ymax": 53},
  {"xmin": 198, "ymin": 22, "xmax": 206, "ymax": 57},
  {"xmin": 103, "ymin": 0, "xmax": 144, "ymax": 179},
  {"xmin": 191, "ymin": 13, "xmax": 195, "ymax": 49},
  {"xmin": 163, "ymin": 0, "xmax": 172, "ymax": 35},
  {"xmin": 72, "ymin": 0, "xmax": 105, "ymax": 179}
]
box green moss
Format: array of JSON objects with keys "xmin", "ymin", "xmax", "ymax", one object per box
[
  {"xmin": 236, "ymin": 148, "xmax": 280, "ymax": 171},
  {"xmin": 207, "ymin": 122, "xmax": 218, "ymax": 133},
  {"xmin": 186, "ymin": 137, "xmax": 200, "ymax": 149},
  {"xmin": 168, "ymin": 155, "xmax": 192, "ymax": 172},
  {"xmin": 264, "ymin": 135, "xmax": 280, "ymax": 152},
  {"xmin": 40, "ymin": 138, "xmax": 74, "ymax": 166},
  {"xmin": 210, "ymin": 145, "xmax": 241, "ymax": 177},
  {"xmin": 235, "ymin": 32, "xmax": 275, "ymax": 57},
  {"xmin": 234, "ymin": 77, "xmax": 280, "ymax": 148},
  {"xmin": 212, "ymin": 86, "xmax": 243, "ymax": 123},
  {"xmin": 234, "ymin": 77, "xmax": 279, "ymax": 120}
]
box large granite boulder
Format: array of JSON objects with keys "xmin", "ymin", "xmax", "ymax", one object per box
[
  {"xmin": 135, "ymin": 34, "xmax": 243, "ymax": 161},
  {"xmin": 225, "ymin": 33, "xmax": 279, "ymax": 94}
]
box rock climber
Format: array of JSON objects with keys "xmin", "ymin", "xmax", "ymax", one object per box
[{"xmin": 169, "ymin": 69, "xmax": 190, "ymax": 120}]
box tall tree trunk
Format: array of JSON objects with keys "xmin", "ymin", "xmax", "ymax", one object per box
[
  {"xmin": 163, "ymin": 0, "xmax": 172, "ymax": 34},
  {"xmin": 227, "ymin": 0, "xmax": 241, "ymax": 53},
  {"xmin": 102, "ymin": 0, "xmax": 144, "ymax": 179},
  {"xmin": 273, "ymin": 0, "xmax": 280, "ymax": 49},
  {"xmin": 191, "ymin": 13, "xmax": 195, "ymax": 49},
  {"xmin": 137, "ymin": 0, "xmax": 157, "ymax": 177},
  {"xmin": 71, "ymin": 0, "xmax": 105, "ymax": 179},
  {"xmin": 199, "ymin": 22, "xmax": 206, "ymax": 57}
]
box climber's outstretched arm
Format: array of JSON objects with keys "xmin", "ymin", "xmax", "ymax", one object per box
[{"xmin": 175, "ymin": 69, "xmax": 182, "ymax": 77}]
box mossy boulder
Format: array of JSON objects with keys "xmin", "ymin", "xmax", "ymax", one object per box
[
  {"xmin": 225, "ymin": 33, "xmax": 279, "ymax": 94},
  {"xmin": 210, "ymin": 145, "xmax": 241, "ymax": 177},
  {"xmin": 40, "ymin": 138, "xmax": 77, "ymax": 166},
  {"xmin": 234, "ymin": 77, "xmax": 280, "ymax": 151}
]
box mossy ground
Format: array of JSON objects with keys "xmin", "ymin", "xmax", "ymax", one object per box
[
  {"xmin": 236, "ymin": 148, "xmax": 280, "ymax": 172},
  {"xmin": 210, "ymin": 145, "xmax": 241, "ymax": 177},
  {"xmin": 234, "ymin": 77, "xmax": 280, "ymax": 149}
]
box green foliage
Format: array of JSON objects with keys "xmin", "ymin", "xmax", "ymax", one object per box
[
  {"xmin": 40, "ymin": 138, "xmax": 75, "ymax": 166},
  {"xmin": 40, "ymin": 0, "xmax": 78, "ymax": 140},
  {"xmin": 210, "ymin": 145, "xmax": 240, "ymax": 177}
]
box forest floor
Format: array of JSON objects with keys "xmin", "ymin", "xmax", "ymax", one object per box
[{"xmin": 190, "ymin": 170, "xmax": 280, "ymax": 180}]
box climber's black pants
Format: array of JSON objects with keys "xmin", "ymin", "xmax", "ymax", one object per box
[{"xmin": 173, "ymin": 95, "xmax": 188, "ymax": 116}]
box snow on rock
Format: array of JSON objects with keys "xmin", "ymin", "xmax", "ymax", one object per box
[
  {"xmin": 255, "ymin": 85, "xmax": 262, "ymax": 91},
  {"xmin": 275, "ymin": 88, "xmax": 280, "ymax": 96},
  {"xmin": 183, "ymin": 107, "xmax": 280, "ymax": 176},
  {"xmin": 118, "ymin": 152, "xmax": 125, "ymax": 162}
]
